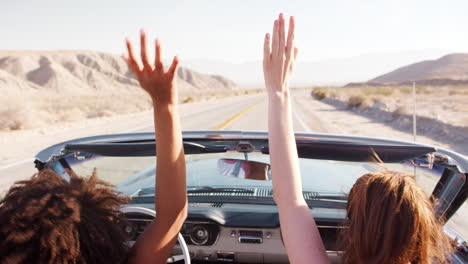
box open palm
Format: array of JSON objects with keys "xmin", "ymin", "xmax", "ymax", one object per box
[
  {"xmin": 124, "ymin": 29, "xmax": 179, "ymax": 106},
  {"xmin": 263, "ymin": 14, "xmax": 298, "ymax": 95}
]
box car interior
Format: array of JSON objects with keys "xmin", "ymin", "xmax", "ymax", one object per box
[{"xmin": 34, "ymin": 132, "xmax": 468, "ymax": 263}]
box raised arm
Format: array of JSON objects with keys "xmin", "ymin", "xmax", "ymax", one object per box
[
  {"xmin": 264, "ymin": 14, "xmax": 329, "ymax": 264},
  {"xmin": 124, "ymin": 30, "xmax": 187, "ymax": 264}
]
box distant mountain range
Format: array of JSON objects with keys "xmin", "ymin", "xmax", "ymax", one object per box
[
  {"xmin": 0, "ymin": 51, "xmax": 238, "ymax": 95},
  {"xmin": 345, "ymin": 53, "xmax": 468, "ymax": 87},
  {"xmin": 183, "ymin": 49, "xmax": 455, "ymax": 87},
  {"xmin": 1, "ymin": 50, "xmax": 465, "ymax": 91},
  {"xmin": 369, "ymin": 53, "xmax": 468, "ymax": 84}
]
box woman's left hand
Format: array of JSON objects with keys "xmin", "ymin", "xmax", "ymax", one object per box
[{"xmin": 124, "ymin": 29, "xmax": 179, "ymax": 107}]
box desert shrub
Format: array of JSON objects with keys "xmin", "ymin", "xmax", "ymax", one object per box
[
  {"xmin": 416, "ymin": 86, "xmax": 429, "ymax": 94},
  {"xmin": 392, "ymin": 104, "xmax": 411, "ymax": 117},
  {"xmin": 448, "ymin": 90, "xmax": 458, "ymax": 96},
  {"xmin": 463, "ymin": 117, "xmax": 468, "ymax": 126},
  {"xmin": 358, "ymin": 98, "xmax": 374, "ymax": 110},
  {"xmin": 0, "ymin": 106, "xmax": 48, "ymax": 131},
  {"xmin": 399, "ymin": 86, "xmax": 412, "ymax": 94},
  {"xmin": 56, "ymin": 108, "xmax": 86, "ymax": 122},
  {"xmin": 328, "ymin": 91, "xmax": 339, "ymax": 99},
  {"xmin": 371, "ymin": 96, "xmax": 384, "ymax": 103},
  {"xmin": 347, "ymin": 94, "xmax": 367, "ymax": 108},
  {"xmin": 374, "ymin": 86, "xmax": 394, "ymax": 96},
  {"xmin": 86, "ymin": 109, "xmax": 114, "ymax": 119},
  {"xmin": 363, "ymin": 86, "xmax": 393, "ymax": 96},
  {"xmin": 0, "ymin": 108, "xmax": 25, "ymax": 130},
  {"xmin": 182, "ymin": 96, "xmax": 195, "ymax": 103},
  {"xmin": 398, "ymin": 85, "xmax": 433, "ymax": 95},
  {"xmin": 311, "ymin": 88, "xmax": 328, "ymax": 100},
  {"xmin": 253, "ymin": 89, "xmax": 265, "ymax": 94}
]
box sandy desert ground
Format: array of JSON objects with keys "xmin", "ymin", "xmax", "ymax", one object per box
[{"xmin": 311, "ymin": 85, "xmax": 468, "ymax": 155}]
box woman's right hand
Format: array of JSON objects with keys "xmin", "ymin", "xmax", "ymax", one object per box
[
  {"xmin": 123, "ymin": 30, "xmax": 187, "ymax": 264},
  {"xmin": 263, "ymin": 13, "xmax": 298, "ymax": 96},
  {"xmin": 124, "ymin": 29, "xmax": 179, "ymax": 107}
]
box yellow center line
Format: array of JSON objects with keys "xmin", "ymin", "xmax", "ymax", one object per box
[{"xmin": 213, "ymin": 100, "xmax": 265, "ymax": 130}]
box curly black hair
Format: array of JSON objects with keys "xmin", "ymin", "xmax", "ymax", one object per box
[{"xmin": 0, "ymin": 169, "xmax": 131, "ymax": 264}]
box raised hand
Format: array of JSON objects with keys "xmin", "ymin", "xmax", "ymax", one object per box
[
  {"xmin": 124, "ymin": 30, "xmax": 187, "ymax": 264},
  {"xmin": 265, "ymin": 14, "xmax": 330, "ymax": 264},
  {"xmin": 124, "ymin": 29, "xmax": 179, "ymax": 106},
  {"xmin": 263, "ymin": 13, "xmax": 298, "ymax": 95}
]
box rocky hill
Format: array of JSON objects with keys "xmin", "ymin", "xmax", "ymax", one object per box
[
  {"xmin": 0, "ymin": 50, "xmax": 238, "ymax": 95},
  {"xmin": 369, "ymin": 53, "xmax": 468, "ymax": 84}
]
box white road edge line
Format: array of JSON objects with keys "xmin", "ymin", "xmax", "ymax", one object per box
[
  {"xmin": 0, "ymin": 158, "xmax": 34, "ymax": 171},
  {"xmin": 293, "ymin": 106, "xmax": 312, "ymax": 132}
]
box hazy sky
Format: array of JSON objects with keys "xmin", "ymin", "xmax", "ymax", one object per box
[{"xmin": 1, "ymin": 0, "xmax": 467, "ymax": 63}]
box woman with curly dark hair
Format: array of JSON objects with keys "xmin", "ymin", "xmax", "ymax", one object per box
[
  {"xmin": 0, "ymin": 169, "xmax": 130, "ymax": 264},
  {"xmin": 0, "ymin": 29, "xmax": 187, "ymax": 264}
]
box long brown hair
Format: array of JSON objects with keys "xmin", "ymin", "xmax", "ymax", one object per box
[
  {"xmin": 340, "ymin": 171, "xmax": 453, "ymax": 264},
  {"xmin": 0, "ymin": 169, "xmax": 130, "ymax": 264}
]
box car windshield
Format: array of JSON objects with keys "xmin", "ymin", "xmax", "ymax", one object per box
[{"xmin": 65, "ymin": 152, "xmax": 443, "ymax": 201}]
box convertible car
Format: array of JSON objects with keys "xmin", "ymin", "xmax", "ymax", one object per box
[{"xmin": 34, "ymin": 131, "xmax": 467, "ymax": 263}]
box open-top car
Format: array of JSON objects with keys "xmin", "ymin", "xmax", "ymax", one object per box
[{"xmin": 34, "ymin": 131, "xmax": 468, "ymax": 264}]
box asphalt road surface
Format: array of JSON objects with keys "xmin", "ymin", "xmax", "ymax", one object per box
[{"xmin": 0, "ymin": 93, "xmax": 314, "ymax": 183}]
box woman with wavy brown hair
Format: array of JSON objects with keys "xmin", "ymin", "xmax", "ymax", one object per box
[
  {"xmin": 263, "ymin": 13, "xmax": 453, "ymax": 264},
  {"xmin": 340, "ymin": 171, "xmax": 453, "ymax": 264}
]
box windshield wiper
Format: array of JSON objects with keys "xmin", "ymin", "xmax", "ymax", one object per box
[{"xmin": 187, "ymin": 187, "xmax": 255, "ymax": 194}]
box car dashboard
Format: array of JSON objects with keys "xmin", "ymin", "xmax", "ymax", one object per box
[{"xmin": 124, "ymin": 203, "xmax": 345, "ymax": 263}]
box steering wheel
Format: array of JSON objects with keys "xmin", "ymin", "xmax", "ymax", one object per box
[{"xmin": 120, "ymin": 206, "xmax": 191, "ymax": 264}]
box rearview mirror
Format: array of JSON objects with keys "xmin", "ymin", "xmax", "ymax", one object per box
[{"xmin": 217, "ymin": 159, "xmax": 271, "ymax": 181}]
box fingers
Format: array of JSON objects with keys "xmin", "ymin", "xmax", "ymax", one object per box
[
  {"xmin": 155, "ymin": 39, "xmax": 164, "ymax": 71},
  {"xmin": 263, "ymin": 33, "xmax": 270, "ymax": 64},
  {"xmin": 122, "ymin": 55, "xmax": 134, "ymax": 72},
  {"xmin": 289, "ymin": 47, "xmax": 299, "ymax": 72},
  {"xmin": 283, "ymin": 16, "xmax": 295, "ymax": 79},
  {"xmin": 278, "ymin": 13, "xmax": 286, "ymax": 57},
  {"xmin": 286, "ymin": 16, "xmax": 295, "ymax": 60},
  {"xmin": 272, "ymin": 20, "xmax": 279, "ymax": 57},
  {"xmin": 167, "ymin": 56, "xmax": 179, "ymax": 79},
  {"xmin": 140, "ymin": 29, "xmax": 153, "ymax": 70},
  {"xmin": 125, "ymin": 38, "xmax": 142, "ymax": 74},
  {"xmin": 264, "ymin": 13, "xmax": 297, "ymax": 88}
]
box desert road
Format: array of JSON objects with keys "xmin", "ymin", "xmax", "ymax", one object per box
[
  {"xmin": 0, "ymin": 92, "xmax": 316, "ymax": 192},
  {"xmin": 0, "ymin": 90, "xmax": 466, "ymax": 239}
]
